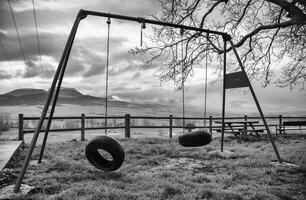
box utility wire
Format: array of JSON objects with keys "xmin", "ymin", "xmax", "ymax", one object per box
[
  {"xmin": 7, "ymin": 0, "xmax": 33, "ymax": 87},
  {"xmin": 32, "ymin": 0, "xmax": 45, "ymax": 81}
]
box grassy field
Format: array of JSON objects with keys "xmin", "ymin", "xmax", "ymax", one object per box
[{"xmin": 2, "ymin": 134, "xmax": 306, "ymax": 200}]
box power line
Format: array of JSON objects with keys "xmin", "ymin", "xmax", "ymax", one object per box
[
  {"xmin": 32, "ymin": 0, "xmax": 45, "ymax": 81},
  {"xmin": 0, "ymin": 38, "xmax": 21, "ymax": 88},
  {"xmin": 7, "ymin": 0, "xmax": 34, "ymax": 87},
  {"xmin": 7, "ymin": 0, "xmax": 27, "ymax": 66}
]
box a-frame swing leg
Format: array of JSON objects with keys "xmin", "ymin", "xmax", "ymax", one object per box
[
  {"xmin": 13, "ymin": 11, "xmax": 86, "ymax": 193},
  {"xmin": 228, "ymin": 40, "xmax": 282, "ymax": 163},
  {"xmin": 38, "ymin": 20, "xmax": 79, "ymax": 163}
]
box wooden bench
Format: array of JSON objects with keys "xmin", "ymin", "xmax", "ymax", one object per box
[{"xmin": 277, "ymin": 121, "xmax": 306, "ymax": 135}]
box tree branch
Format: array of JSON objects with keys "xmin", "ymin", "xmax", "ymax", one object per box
[{"xmin": 227, "ymin": 20, "xmax": 297, "ymax": 52}]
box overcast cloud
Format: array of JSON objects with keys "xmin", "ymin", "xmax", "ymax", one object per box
[{"xmin": 0, "ymin": 0, "xmax": 305, "ymax": 114}]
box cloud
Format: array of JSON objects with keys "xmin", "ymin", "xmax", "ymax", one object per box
[
  {"xmin": 42, "ymin": 63, "xmax": 56, "ymax": 78},
  {"xmin": 0, "ymin": 0, "xmax": 160, "ymax": 33},
  {"xmin": 1, "ymin": 0, "xmax": 158, "ymax": 82},
  {"xmin": 22, "ymin": 60, "xmax": 55, "ymax": 78},
  {"xmin": 22, "ymin": 60, "xmax": 40, "ymax": 78},
  {"xmin": 132, "ymin": 72, "xmax": 141, "ymax": 79},
  {"xmin": 0, "ymin": 32, "xmax": 66, "ymax": 62},
  {"xmin": 83, "ymin": 63, "xmax": 105, "ymax": 77},
  {"xmin": 0, "ymin": 30, "xmax": 131, "ymax": 78},
  {"xmin": 0, "ymin": 70, "xmax": 12, "ymax": 80}
]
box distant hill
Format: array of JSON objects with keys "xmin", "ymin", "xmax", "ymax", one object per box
[
  {"xmin": 0, "ymin": 88, "xmax": 131, "ymax": 106},
  {"xmin": 6, "ymin": 88, "xmax": 46, "ymax": 97}
]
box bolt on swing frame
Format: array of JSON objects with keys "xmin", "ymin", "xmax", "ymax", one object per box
[{"xmin": 14, "ymin": 9, "xmax": 282, "ymax": 193}]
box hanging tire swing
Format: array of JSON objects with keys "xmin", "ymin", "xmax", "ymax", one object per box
[
  {"xmin": 85, "ymin": 136, "xmax": 125, "ymax": 171},
  {"xmin": 85, "ymin": 16, "xmax": 124, "ymax": 172},
  {"xmin": 179, "ymin": 130, "xmax": 212, "ymax": 147},
  {"xmin": 178, "ymin": 31, "xmax": 212, "ymax": 148}
]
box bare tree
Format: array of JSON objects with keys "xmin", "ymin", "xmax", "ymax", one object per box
[{"xmin": 132, "ymin": 0, "xmax": 306, "ymax": 88}]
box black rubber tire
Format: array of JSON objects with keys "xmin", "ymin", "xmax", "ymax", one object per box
[
  {"xmin": 85, "ymin": 136, "xmax": 125, "ymax": 171},
  {"xmin": 178, "ymin": 130, "xmax": 212, "ymax": 147}
]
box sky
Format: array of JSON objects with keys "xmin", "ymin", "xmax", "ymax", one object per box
[{"xmin": 0, "ymin": 0, "xmax": 305, "ymax": 115}]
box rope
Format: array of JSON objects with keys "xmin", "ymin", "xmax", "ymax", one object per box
[
  {"xmin": 32, "ymin": 0, "xmax": 45, "ymax": 81},
  {"xmin": 7, "ymin": 0, "xmax": 33, "ymax": 87},
  {"xmin": 105, "ymin": 16, "xmax": 111, "ymax": 135}
]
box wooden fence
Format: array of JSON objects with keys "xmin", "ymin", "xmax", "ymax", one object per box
[{"xmin": 18, "ymin": 113, "xmax": 306, "ymax": 141}]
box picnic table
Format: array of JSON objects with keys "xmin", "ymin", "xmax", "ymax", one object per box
[{"xmin": 215, "ymin": 120, "xmax": 264, "ymax": 138}]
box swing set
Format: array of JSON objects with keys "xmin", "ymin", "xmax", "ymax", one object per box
[{"xmin": 14, "ymin": 9, "xmax": 283, "ymax": 193}]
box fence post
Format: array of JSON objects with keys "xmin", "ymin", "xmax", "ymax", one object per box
[
  {"xmin": 169, "ymin": 115, "xmax": 173, "ymax": 138},
  {"xmin": 81, "ymin": 113, "xmax": 85, "ymax": 141},
  {"xmin": 209, "ymin": 116, "xmax": 213, "ymax": 135},
  {"xmin": 18, "ymin": 114, "xmax": 24, "ymax": 141},
  {"xmin": 244, "ymin": 115, "xmax": 248, "ymax": 134},
  {"xmin": 279, "ymin": 115, "xmax": 282, "ymax": 134},
  {"xmin": 125, "ymin": 114, "xmax": 130, "ymax": 138}
]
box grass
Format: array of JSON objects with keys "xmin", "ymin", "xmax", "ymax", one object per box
[{"xmin": 2, "ymin": 134, "xmax": 306, "ymax": 200}]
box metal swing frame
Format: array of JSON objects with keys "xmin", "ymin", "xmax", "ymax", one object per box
[{"xmin": 14, "ymin": 9, "xmax": 282, "ymax": 192}]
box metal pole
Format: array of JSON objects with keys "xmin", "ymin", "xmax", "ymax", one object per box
[
  {"xmin": 228, "ymin": 39, "xmax": 282, "ymax": 163},
  {"xmin": 37, "ymin": 17, "xmax": 80, "ymax": 163},
  {"xmin": 221, "ymin": 37, "xmax": 227, "ymax": 152},
  {"xmin": 82, "ymin": 10, "xmax": 226, "ymax": 36},
  {"xmin": 14, "ymin": 11, "xmax": 85, "ymax": 193}
]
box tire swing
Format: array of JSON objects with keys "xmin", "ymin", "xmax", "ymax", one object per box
[
  {"xmin": 178, "ymin": 31, "xmax": 212, "ymax": 147},
  {"xmin": 85, "ymin": 136, "xmax": 125, "ymax": 171},
  {"xmin": 85, "ymin": 16, "xmax": 124, "ymax": 171}
]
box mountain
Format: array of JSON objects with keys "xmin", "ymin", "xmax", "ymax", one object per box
[
  {"xmin": 0, "ymin": 88, "xmax": 128, "ymax": 106},
  {"xmin": 6, "ymin": 88, "xmax": 46, "ymax": 97},
  {"xmin": 0, "ymin": 88, "xmax": 204, "ymax": 116}
]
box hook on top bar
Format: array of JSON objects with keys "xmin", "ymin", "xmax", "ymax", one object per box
[{"xmin": 107, "ymin": 12, "xmax": 111, "ymax": 25}]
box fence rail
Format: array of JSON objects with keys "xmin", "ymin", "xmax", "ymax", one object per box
[{"xmin": 18, "ymin": 113, "xmax": 306, "ymax": 141}]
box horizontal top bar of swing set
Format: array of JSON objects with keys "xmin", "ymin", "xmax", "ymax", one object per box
[{"xmin": 80, "ymin": 9, "xmax": 227, "ymax": 37}]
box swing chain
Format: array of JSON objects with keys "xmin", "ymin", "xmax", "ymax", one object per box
[
  {"xmin": 105, "ymin": 14, "xmax": 111, "ymax": 135},
  {"xmin": 140, "ymin": 19, "xmax": 146, "ymax": 46}
]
